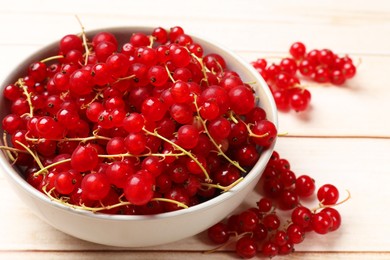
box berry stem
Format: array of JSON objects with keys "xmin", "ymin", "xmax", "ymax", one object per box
[
  {"xmin": 43, "ymin": 185, "xmax": 132, "ymax": 212},
  {"xmin": 244, "ymin": 122, "xmax": 270, "ymax": 139},
  {"xmin": 25, "ymin": 133, "xmax": 111, "ymax": 143},
  {"xmin": 97, "ymin": 151, "xmax": 186, "ymax": 160},
  {"xmin": 142, "ymin": 127, "xmax": 211, "ymax": 182},
  {"xmin": 40, "ymin": 55, "xmax": 64, "ymax": 63},
  {"xmin": 33, "ymin": 158, "xmax": 72, "ymax": 177},
  {"xmin": 113, "ymin": 74, "xmax": 135, "ymax": 84},
  {"xmin": 0, "ymin": 145, "xmax": 28, "ymax": 154},
  {"xmin": 1, "ymin": 133, "xmax": 18, "ymax": 162},
  {"xmin": 43, "ymin": 186, "xmax": 188, "ymax": 212},
  {"xmin": 229, "ymin": 111, "xmax": 239, "ymax": 124},
  {"xmin": 190, "ymin": 53, "xmax": 209, "ymax": 86},
  {"xmin": 201, "ymin": 176, "xmax": 244, "ymax": 192},
  {"xmin": 313, "ymin": 189, "xmax": 351, "ymax": 212},
  {"xmin": 164, "ymin": 64, "xmax": 176, "ymax": 83},
  {"xmin": 151, "ymin": 198, "xmax": 189, "ymax": 209},
  {"xmin": 193, "ymin": 96, "xmax": 246, "ymax": 173},
  {"xmin": 148, "ymin": 35, "xmax": 155, "ymax": 48},
  {"xmin": 75, "ymin": 15, "xmax": 90, "ymax": 65},
  {"xmin": 14, "ymin": 140, "xmax": 45, "ymax": 170},
  {"xmin": 16, "ymin": 78, "xmax": 34, "ymax": 117},
  {"xmin": 80, "ymin": 91, "xmax": 103, "ymax": 109}
]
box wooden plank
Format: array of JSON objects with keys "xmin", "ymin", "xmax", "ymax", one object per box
[
  {"xmin": 1, "ymin": 138, "xmax": 389, "ymax": 252},
  {"xmin": 0, "ymin": 1, "xmax": 389, "ymax": 54},
  {"xmin": 1, "ymin": 251, "xmax": 390, "ymax": 260}
]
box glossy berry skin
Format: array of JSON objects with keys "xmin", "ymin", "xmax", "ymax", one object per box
[
  {"xmin": 81, "ymin": 173, "xmax": 111, "ymax": 201},
  {"xmin": 295, "ymin": 175, "xmax": 316, "ymax": 197},
  {"xmin": 236, "ymin": 236, "xmax": 258, "ymax": 259},
  {"xmin": 71, "ymin": 144, "xmax": 99, "ymax": 172},
  {"xmin": 92, "ymin": 31, "xmax": 118, "ymax": 47},
  {"xmin": 321, "ymin": 207, "xmax": 341, "ymax": 231},
  {"xmin": 124, "ymin": 171, "xmax": 155, "ymax": 206},
  {"xmin": 263, "ymin": 213, "xmax": 280, "ymax": 230},
  {"xmin": 261, "ymin": 241, "xmax": 278, "ymax": 258},
  {"xmin": 292, "ymin": 206, "xmax": 312, "ymax": 229},
  {"xmin": 207, "ymin": 222, "xmax": 230, "ymax": 244},
  {"xmin": 124, "ymin": 132, "xmax": 147, "ymax": 155},
  {"xmin": 287, "ymin": 223, "xmax": 305, "ymax": 244},
  {"xmin": 59, "ymin": 34, "xmax": 83, "ymax": 54},
  {"xmin": 238, "ymin": 210, "xmax": 259, "ymax": 232},
  {"xmin": 251, "ymin": 120, "xmax": 277, "ymax": 148},
  {"xmin": 2, "ymin": 114, "xmax": 24, "ymax": 134},
  {"xmin": 279, "ymin": 190, "xmax": 299, "ymax": 210},
  {"xmin": 207, "ymin": 117, "xmax": 231, "ymax": 140},
  {"xmin": 141, "ymin": 97, "xmax": 168, "ymax": 122},
  {"xmin": 317, "ymin": 184, "xmax": 339, "ymax": 205},
  {"xmin": 54, "ymin": 170, "xmax": 80, "ymax": 195},
  {"xmin": 106, "ymin": 161, "xmax": 134, "ymax": 189},
  {"xmin": 289, "ymin": 88, "xmax": 311, "ymax": 112},
  {"xmin": 289, "ymin": 42, "xmax": 306, "ymax": 60},
  {"xmin": 177, "ymin": 124, "xmax": 199, "ymax": 149},
  {"xmin": 312, "ymin": 211, "xmax": 333, "ymax": 234},
  {"xmin": 257, "ymin": 197, "xmax": 273, "ymax": 212},
  {"xmin": 228, "ymin": 85, "xmax": 255, "ymax": 115}
]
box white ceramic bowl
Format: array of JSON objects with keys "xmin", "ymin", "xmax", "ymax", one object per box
[{"xmin": 0, "ymin": 27, "xmax": 277, "ymax": 247}]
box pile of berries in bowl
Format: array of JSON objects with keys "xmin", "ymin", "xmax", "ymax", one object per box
[{"xmin": 0, "ymin": 26, "xmax": 277, "ymax": 247}]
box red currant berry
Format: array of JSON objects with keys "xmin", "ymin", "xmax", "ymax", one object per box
[
  {"xmin": 311, "ymin": 211, "xmax": 333, "ymax": 234},
  {"xmin": 141, "ymin": 97, "xmax": 168, "ymax": 122},
  {"xmin": 81, "ymin": 173, "xmax": 111, "ymax": 201},
  {"xmin": 289, "ymin": 88, "xmax": 311, "ymax": 112},
  {"xmin": 130, "ymin": 32, "xmax": 150, "ymax": 47},
  {"xmin": 152, "ymin": 27, "xmax": 168, "ymax": 44},
  {"xmin": 289, "ymin": 42, "xmax": 306, "ymax": 60},
  {"xmin": 59, "ymin": 34, "xmax": 83, "ymax": 54},
  {"xmin": 251, "ymin": 120, "xmax": 277, "ymax": 148},
  {"xmin": 342, "ymin": 62, "xmax": 356, "ymax": 79},
  {"xmin": 238, "ymin": 210, "xmax": 260, "ymax": 232},
  {"xmin": 292, "ymin": 206, "xmax": 312, "ymax": 229},
  {"xmin": 177, "ymin": 124, "xmax": 200, "ymax": 149},
  {"xmin": 123, "ymin": 171, "xmax": 154, "ymax": 206},
  {"xmin": 124, "ymin": 132, "xmax": 147, "ymax": 155},
  {"xmin": 317, "ymin": 184, "xmax": 339, "ymax": 205},
  {"xmin": 207, "ymin": 222, "xmax": 230, "ymax": 244},
  {"xmin": 321, "ymin": 207, "xmax": 341, "ymax": 231},
  {"xmin": 228, "ymin": 85, "xmax": 255, "ymax": 115},
  {"xmin": 287, "ymin": 223, "xmax": 305, "ymax": 244},
  {"xmin": 263, "ymin": 213, "xmax": 280, "ymax": 230},
  {"xmin": 92, "ymin": 31, "xmax": 118, "ymax": 48},
  {"xmin": 236, "ymin": 236, "xmax": 258, "ymax": 259},
  {"xmin": 295, "ymin": 175, "xmax": 316, "ymax": 197},
  {"xmin": 257, "ymin": 197, "xmax": 273, "ymax": 212},
  {"xmin": 261, "ymin": 241, "xmax": 278, "ymax": 258}
]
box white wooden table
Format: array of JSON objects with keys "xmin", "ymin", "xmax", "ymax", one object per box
[{"xmin": 1, "ymin": 0, "xmax": 390, "ymax": 259}]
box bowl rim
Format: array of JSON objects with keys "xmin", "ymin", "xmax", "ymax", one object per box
[{"xmin": 0, "ymin": 26, "xmax": 278, "ymax": 222}]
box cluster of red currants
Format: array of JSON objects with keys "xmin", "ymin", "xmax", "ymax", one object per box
[
  {"xmin": 251, "ymin": 42, "xmax": 357, "ymax": 112},
  {"xmin": 1, "ymin": 26, "xmax": 277, "ymax": 214},
  {"xmin": 207, "ymin": 151, "xmax": 346, "ymax": 258}
]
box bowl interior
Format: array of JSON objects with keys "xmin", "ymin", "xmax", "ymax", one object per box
[{"xmin": 0, "ymin": 26, "xmax": 277, "ymax": 246}]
